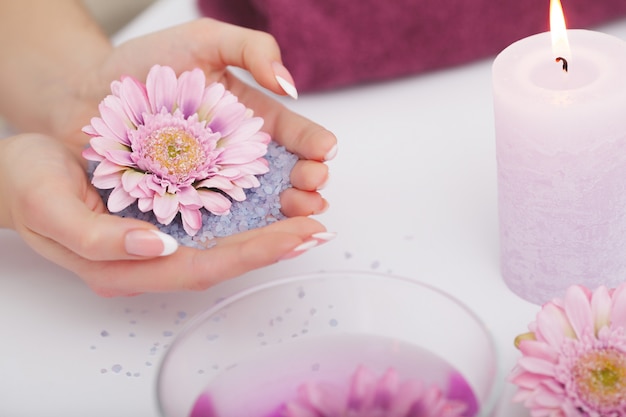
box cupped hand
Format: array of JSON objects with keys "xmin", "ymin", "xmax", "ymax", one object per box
[
  {"xmin": 0, "ymin": 134, "xmax": 333, "ymax": 296},
  {"xmin": 57, "ymin": 18, "xmax": 337, "ymax": 218}
]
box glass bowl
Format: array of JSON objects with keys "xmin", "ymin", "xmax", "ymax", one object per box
[{"xmin": 156, "ymin": 271, "xmax": 501, "ymax": 417}]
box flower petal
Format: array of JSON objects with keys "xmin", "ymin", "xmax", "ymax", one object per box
[
  {"xmin": 610, "ymin": 283, "xmax": 626, "ymax": 329},
  {"xmin": 92, "ymin": 171, "xmax": 124, "ymax": 189},
  {"xmin": 99, "ymin": 97, "xmax": 132, "ymax": 145},
  {"xmin": 118, "ymin": 75, "xmax": 150, "ymax": 126},
  {"xmin": 232, "ymin": 175, "xmax": 261, "ymax": 190},
  {"xmin": 281, "ymin": 402, "xmax": 319, "ymax": 417},
  {"xmin": 138, "ymin": 197, "xmax": 153, "ymax": 212},
  {"xmin": 591, "ymin": 285, "xmax": 612, "ymax": 334},
  {"xmin": 219, "ymin": 117, "xmax": 266, "ymax": 146},
  {"xmin": 107, "ymin": 184, "xmax": 136, "ymax": 212},
  {"xmin": 223, "ymin": 185, "xmax": 246, "ymax": 202},
  {"xmin": 181, "ymin": 206, "xmax": 202, "ymax": 236},
  {"xmin": 208, "ymin": 101, "xmax": 246, "ymax": 136},
  {"xmin": 196, "ymin": 82, "xmax": 226, "ymax": 121},
  {"xmin": 296, "ymin": 383, "xmax": 345, "ymax": 415},
  {"xmin": 82, "ymin": 146, "xmax": 103, "ymax": 162},
  {"xmin": 563, "ymin": 285, "xmax": 593, "ymax": 340},
  {"xmin": 104, "ymin": 149, "xmax": 134, "ymax": 167},
  {"xmin": 516, "ymin": 356, "xmax": 555, "ymax": 376},
  {"xmin": 348, "ymin": 365, "xmax": 377, "ymax": 409},
  {"xmin": 196, "ymin": 176, "xmax": 233, "ymax": 190},
  {"xmin": 153, "ymin": 193, "xmax": 179, "ymax": 225},
  {"xmin": 93, "ymin": 159, "xmax": 126, "ymax": 176},
  {"xmin": 374, "ymin": 368, "xmax": 399, "ymax": 409},
  {"xmin": 121, "ymin": 169, "xmax": 147, "ymax": 193},
  {"xmin": 532, "ymin": 387, "xmax": 565, "ymax": 407},
  {"xmin": 196, "ymin": 177, "xmax": 246, "ymax": 202},
  {"xmin": 146, "ymin": 65, "xmax": 178, "ymax": 113},
  {"xmin": 176, "ymin": 186, "xmax": 203, "ymax": 207},
  {"xmin": 535, "ymin": 302, "xmax": 575, "ymax": 347},
  {"xmin": 176, "ymin": 69, "xmax": 206, "ymax": 117},
  {"xmin": 392, "ymin": 380, "xmax": 425, "ymax": 415},
  {"xmin": 88, "ymin": 116, "xmax": 128, "ymax": 146},
  {"xmin": 518, "ymin": 339, "xmax": 559, "ymax": 363},
  {"xmin": 89, "ymin": 135, "xmax": 128, "ymax": 155},
  {"xmin": 510, "ymin": 369, "xmax": 546, "ymax": 390},
  {"xmin": 82, "ymin": 124, "xmax": 98, "ymax": 137},
  {"xmin": 216, "ymin": 142, "xmax": 268, "ymax": 165},
  {"xmin": 91, "ymin": 159, "xmax": 128, "ymax": 190},
  {"xmin": 222, "ymin": 159, "xmax": 270, "ymax": 177},
  {"xmin": 197, "ymin": 189, "xmax": 231, "ymax": 215}
]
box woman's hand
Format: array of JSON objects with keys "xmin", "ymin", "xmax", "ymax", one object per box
[
  {"xmin": 0, "ymin": 134, "xmax": 334, "ymax": 296},
  {"xmin": 0, "ymin": 7, "xmax": 338, "ymax": 296}
]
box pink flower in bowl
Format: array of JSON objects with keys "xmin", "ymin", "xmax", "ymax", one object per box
[
  {"xmin": 277, "ymin": 365, "xmax": 468, "ymax": 417},
  {"xmin": 510, "ymin": 283, "xmax": 626, "ymax": 416},
  {"xmin": 82, "ymin": 64, "xmax": 270, "ymax": 236},
  {"xmin": 190, "ymin": 365, "xmax": 469, "ymax": 417}
]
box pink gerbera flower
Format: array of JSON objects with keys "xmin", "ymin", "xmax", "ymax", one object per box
[
  {"xmin": 278, "ymin": 365, "xmax": 467, "ymax": 417},
  {"xmin": 82, "ymin": 64, "xmax": 270, "ymax": 236},
  {"xmin": 510, "ymin": 283, "xmax": 626, "ymax": 416}
]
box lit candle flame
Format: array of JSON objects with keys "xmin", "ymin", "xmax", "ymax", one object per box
[{"xmin": 550, "ymin": 0, "xmax": 571, "ymax": 66}]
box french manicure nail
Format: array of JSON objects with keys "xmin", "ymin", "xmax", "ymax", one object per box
[
  {"xmin": 278, "ymin": 232, "xmax": 337, "ymax": 261},
  {"xmin": 317, "ymin": 175, "xmax": 330, "ymax": 191},
  {"xmin": 314, "ymin": 199, "xmax": 330, "ymax": 215},
  {"xmin": 125, "ymin": 229, "xmax": 178, "ymax": 257},
  {"xmin": 278, "ymin": 239, "xmax": 318, "ymax": 261},
  {"xmin": 272, "ymin": 62, "xmax": 298, "ymax": 100},
  {"xmin": 311, "ymin": 231, "xmax": 337, "ymax": 243},
  {"xmin": 324, "ymin": 144, "xmax": 338, "ymax": 161}
]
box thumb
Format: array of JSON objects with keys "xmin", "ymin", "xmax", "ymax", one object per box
[{"xmin": 24, "ymin": 191, "xmax": 178, "ymax": 261}]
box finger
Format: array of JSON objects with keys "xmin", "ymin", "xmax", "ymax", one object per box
[
  {"xmin": 38, "ymin": 217, "xmax": 331, "ymax": 296},
  {"xmin": 22, "ymin": 185, "xmax": 177, "ymax": 261},
  {"xmin": 212, "ymin": 216, "xmax": 324, "ymax": 246},
  {"xmin": 225, "ymin": 73, "xmax": 338, "ymax": 162},
  {"xmin": 207, "ymin": 19, "xmax": 292, "ymax": 97},
  {"xmin": 279, "ymin": 188, "xmax": 328, "ymax": 218},
  {"xmin": 290, "ymin": 159, "xmax": 329, "ymax": 191},
  {"xmin": 120, "ymin": 217, "xmax": 333, "ymax": 294},
  {"xmin": 86, "ymin": 233, "xmax": 301, "ymax": 296},
  {"xmin": 118, "ymin": 19, "xmax": 290, "ymax": 98}
]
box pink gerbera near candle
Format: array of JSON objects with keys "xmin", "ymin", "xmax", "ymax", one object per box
[
  {"xmin": 510, "ymin": 283, "xmax": 626, "ymax": 416},
  {"xmin": 82, "ymin": 64, "xmax": 271, "ymax": 236}
]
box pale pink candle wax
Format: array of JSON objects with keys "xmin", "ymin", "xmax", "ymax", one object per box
[{"xmin": 493, "ymin": 30, "xmax": 626, "ymax": 304}]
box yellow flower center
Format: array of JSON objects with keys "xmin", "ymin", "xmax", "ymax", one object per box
[
  {"xmin": 572, "ymin": 348, "xmax": 626, "ymax": 408},
  {"xmin": 144, "ymin": 127, "xmax": 204, "ymax": 179}
]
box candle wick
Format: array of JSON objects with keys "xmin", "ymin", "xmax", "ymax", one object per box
[{"xmin": 555, "ymin": 57, "xmax": 568, "ymax": 72}]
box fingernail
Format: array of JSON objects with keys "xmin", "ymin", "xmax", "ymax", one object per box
[
  {"xmin": 311, "ymin": 231, "xmax": 337, "ymax": 243},
  {"xmin": 324, "ymin": 144, "xmax": 338, "ymax": 161},
  {"xmin": 272, "ymin": 62, "xmax": 298, "ymax": 99},
  {"xmin": 278, "ymin": 239, "xmax": 318, "ymax": 261},
  {"xmin": 125, "ymin": 229, "xmax": 178, "ymax": 257},
  {"xmin": 317, "ymin": 174, "xmax": 330, "ymax": 191},
  {"xmin": 278, "ymin": 232, "xmax": 336, "ymax": 261},
  {"xmin": 314, "ymin": 199, "xmax": 329, "ymax": 215}
]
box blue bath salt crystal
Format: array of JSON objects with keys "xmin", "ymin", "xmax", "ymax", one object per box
[{"xmin": 89, "ymin": 141, "xmax": 297, "ymax": 249}]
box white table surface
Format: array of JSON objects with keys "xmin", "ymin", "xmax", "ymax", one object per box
[{"xmin": 2, "ymin": 1, "xmax": 626, "ymax": 416}]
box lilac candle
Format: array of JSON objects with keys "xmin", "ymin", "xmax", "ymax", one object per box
[{"xmin": 493, "ymin": 2, "xmax": 626, "ymax": 304}]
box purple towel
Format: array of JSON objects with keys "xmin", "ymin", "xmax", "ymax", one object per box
[{"xmin": 197, "ymin": 0, "xmax": 626, "ymax": 92}]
